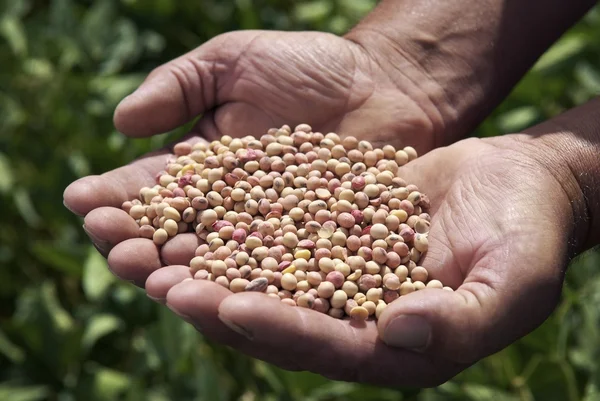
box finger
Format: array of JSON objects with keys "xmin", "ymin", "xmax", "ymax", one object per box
[
  {"xmin": 63, "ymin": 135, "xmax": 208, "ymax": 216},
  {"xmin": 161, "ymin": 233, "xmax": 203, "ymax": 266},
  {"xmin": 192, "ymin": 103, "xmax": 277, "ymax": 143},
  {"xmin": 114, "ymin": 32, "xmax": 264, "ymax": 137},
  {"xmin": 63, "ymin": 152, "xmax": 168, "ymax": 216},
  {"xmin": 107, "ymin": 238, "xmax": 162, "ymax": 287},
  {"xmin": 216, "ymin": 293, "xmax": 465, "ymax": 387},
  {"xmin": 145, "ymin": 265, "xmax": 193, "ymax": 303},
  {"xmin": 395, "ymin": 142, "xmax": 469, "ymax": 207},
  {"xmin": 82, "ymin": 207, "xmax": 140, "ymax": 256},
  {"xmin": 165, "ymin": 281, "xmax": 311, "ymax": 372},
  {"xmin": 378, "ymin": 242, "xmax": 565, "ymax": 364},
  {"xmin": 164, "ymin": 280, "xmax": 257, "ymax": 349}
]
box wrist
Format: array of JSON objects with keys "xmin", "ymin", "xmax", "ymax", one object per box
[
  {"xmin": 344, "ymin": 21, "xmax": 483, "ymax": 147},
  {"xmin": 344, "ymin": 0, "xmax": 596, "ymax": 146},
  {"xmin": 508, "ymin": 99, "xmax": 600, "ymax": 253}
]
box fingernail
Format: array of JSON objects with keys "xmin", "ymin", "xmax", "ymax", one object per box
[
  {"xmin": 63, "ymin": 199, "xmax": 83, "ymax": 216},
  {"xmin": 83, "ymin": 225, "xmax": 112, "ymax": 255},
  {"xmin": 166, "ymin": 302, "xmax": 194, "ymax": 324},
  {"xmin": 218, "ymin": 315, "xmax": 254, "ymax": 341},
  {"xmin": 147, "ymin": 293, "xmax": 166, "ymax": 304},
  {"xmin": 383, "ymin": 315, "xmax": 431, "ymax": 351}
]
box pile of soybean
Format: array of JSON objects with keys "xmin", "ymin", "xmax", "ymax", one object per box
[{"xmin": 122, "ymin": 124, "xmax": 451, "ymax": 321}]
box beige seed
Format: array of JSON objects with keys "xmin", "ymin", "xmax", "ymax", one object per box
[
  {"xmin": 317, "ymin": 281, "xmax": 335, "ymax": 299},
  {"xmin": 163, "ymin": 207, "xmax": 181, "ymax": 221},
  {"xmin": 370, "ymin": 224, "xmax": 389, "ymax": 239},
  {"xmin": 230, "ymin": 278, "xmax": 250, "ymax": 293},
  {"xmin": 281, "ymin": 273, "xmax": 298, "ymax": 291},
  {"xmin": 414, "ymin": 233, "xmax": 429, "ymax": 253},
  {"xmin": 129, "ymin": 204, "xmax": 146, "ymax": 220},
  {"xmin": 211, "ymin": 260, "xmax": 227, "ymax": 277},
  {"xmin": 426, "ymin": 279, "xmax": 444, "ymax": 289},
  {"xmin": 411, "ymin": 266, "xmax": 428, "ymax": 282},
  {"xmin": 375, "ymin": 301, "xmax": 387, "ymax": 319},
  {"xmin": 330, "ymin": 290, "xmax": 348, "ymax": 309},
  {"xmin": 281, "ymin": 298, "xmax": 297, "ymax": 307},
  {"xmin": 413, "ymin": 281, "xmax": 426, "ymax": 290},
  {"xmin": 366, "ymin": 287, "xmax": 382, "ymax": 303},
  {"xmin": 399, "ymin": 281, "xmax": 415, "ymax": 295},
  {"xmin": 350, "ymin": 306, "xmax": 369, "ymax": 321},
  {"xmin": 297, "ymin": 293, "xmax": 316, "ymax": 308},
  {"xmin": 383, "ymin": 274, "xmax": 401, "ymax": 290},
  {"xmin": 341, "ymin": 281, "xmax": 359, "ymax": 297},
  {"xmin": 362, "ymin": 301, "xmax": 376, "ymax": 315},
  {"xmin": 153, "ymin": 228, "xmax": 168, "ymax": 245}
]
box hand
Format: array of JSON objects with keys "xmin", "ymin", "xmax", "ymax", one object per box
[
  {"xmin": 138, "ymin": 134, "xmax": 587, "ymax": 388},
  {"xmin": 62, "ymin": 29, "xmax": 448, "ymax": 267},
  {"xmin": 113, "ymin": 30, "xmax": 443, "ymax": 154}
]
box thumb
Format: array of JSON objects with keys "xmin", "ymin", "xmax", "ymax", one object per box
[
  {"xmin": 113, "ymin": 31, "xmax": 258, "ymax": 137},
  {"xmin": 377, "ymin": 255, "xmax": 563, "ymax": 364}
]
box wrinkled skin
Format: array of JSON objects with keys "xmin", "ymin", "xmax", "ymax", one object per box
[
  {"xmin": 64, "ymin": 131, "xmax": 580, "ymax": 387},
  {"xmin": 112, "ymin": 31, "xmax": 442, "ymax": 154}
]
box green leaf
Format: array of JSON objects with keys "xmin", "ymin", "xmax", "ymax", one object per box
[
  {"xmin": 83, "ymin": 247, "xmax": 116, "ymax": 301},
  {"xmin": 0, "ymin": 16, "xmax": 28, "ymax": 57},
  {"xmin": 532, "ymin": 35, "xmax": 586, "ymax": 72},
  {"xmin": 0, "ymin": 384, "xmax": 50, "ymax": 401},
  {"xmin": 31, "ymin": 241, "xmax": 83, "ymax": 276},
  {"xmin": 81, "ymin": 314, "xmax": 123, "ymax": 351},
  {"xmin": 0, "ymin": 328, "xmax": 25, "ymax": 363},
  {"xmin": 496, "ymin": 106, "xmax": 541, "ymax": 133},
  {"xmin": 294, "ymin": 1, "xmax": 332, "ymax": 22},
  {"xmin": 13, "ymin": 188, "xmax": 42, "ymax": 228},
  {"xmin": 22, "ymin": 58, "xmax": 54, "ymax": 80},
  {"xmin": 575, "ymin": 61, "xmax": 600, "ymax": 95},
  {"xmin": 0, "ymin": 152, "xmax": 14, "ymax": 194},
  {"xmin": 461, "ymin": 384, "xmax": 519, "ymax": 401},
  {"xmin": 88, "ymin": 365, "xmax": 132, "ymax": 401}
]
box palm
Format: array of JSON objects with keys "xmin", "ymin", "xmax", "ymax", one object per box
[
  {"xmin": 115, "ymin": 31, "xmax": 437, "ymax": 152},
  {"xmin": 66, "ymin": 135, "xmax": 575, "ymax": 387}
]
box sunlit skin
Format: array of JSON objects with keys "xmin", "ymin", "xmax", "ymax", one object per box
[
  {"xmin": 63, "ymin": 22, "xmax": 598, "ymax": 388},
  {"xmin": 64, "ymin": 122, "xmax": 591, "ymax": 387},
  {"xmin": 110, "ymin": 31, "xmax": 444, "ymax": 155}
]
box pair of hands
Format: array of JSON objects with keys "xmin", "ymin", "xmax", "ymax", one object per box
[{"xmin": 63, "ymin": 31, "xmax": 589, "ymax": 387}]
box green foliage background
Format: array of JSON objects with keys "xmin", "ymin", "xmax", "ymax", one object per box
[{"xmin": 1, "ymin": 0, "xmax": 599, "ymax": 400}]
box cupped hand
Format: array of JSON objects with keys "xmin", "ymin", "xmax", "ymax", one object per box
[
  {"xmin": 139, "ymin": 135, "xmax": 584, "ymax": 388},
  {"xmin": 114, "ymin": 30, "xmax": 442, "ymax": 153}
]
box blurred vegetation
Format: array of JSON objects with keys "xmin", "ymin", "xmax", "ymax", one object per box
[{"xmin": 1, "ymin": 0, "xmax": 599, "ymax": 400}]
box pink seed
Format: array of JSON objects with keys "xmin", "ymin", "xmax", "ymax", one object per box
[
  {"xmin": 351, "ymin": 210, "xmax": 364, "ymax": 224},
  {"xmin": 399, "ymin": 227, "xmax": 415, "ymax": 243},
  {"xmin": 224, "ymin": 173, "xmax": 240, "ymax": 186},
  {"xmin": 212, "ymin": 220, "xmax": 234, "ymax": 231},
  {"xmin": 362, "ymin": 225, "xmax": 372, "ymax": 236},
  {"xmin": 178, "ymin": 175, "xmax": 193, "ymax": 187},
  {"xmin": 351, "ymin": 176, "xmax": 366, "ymax": 190},
  {"xmin": 326, "ymin": 271, "xmax": 345, "ymax": 289},
  {"xmin": 232, "ymin": 228, "xmax": 247, "ymax": 243},
  {"xmin": 358, "ymin": 274, "xmax": 377, "ymax": 292},
  {"xmin": 383, "ymin": 289, "xmax": 399, "ymax": 303},
  {"xmin": 315, "ymin": 248, "xmax": 331, "ymax": 261},
  {"xmin": 194, "ymin": 270, "xmax": 209, "ymax": 280},
  {"xmin": 393, "ymin": 242, "xmax": 410, "ymax": 257},
  {"xmin": 278, "ymin": 261, "xmax": 292, "ymax": 271},
  {"xmin": 400, "ymin": 199, "xmax": 415, "ymax": 215},
  {"xmin": 297, "ymin": 239, "xmax": 315, "ymax": 249}
]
